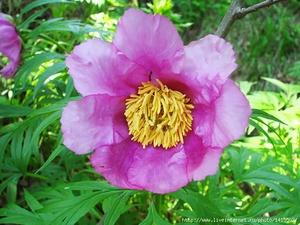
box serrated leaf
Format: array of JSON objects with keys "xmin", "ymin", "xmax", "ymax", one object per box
[{"xmin": 139, "ymin": 202, "xmax": 171, "ymax": 225}]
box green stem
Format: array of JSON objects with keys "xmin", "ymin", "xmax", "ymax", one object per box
[
  {"xmin": 26, "ymin": 172, "xmax": 48, "ymax": 180},
  {"xmin": 154, "ymin": 194, "xmax": 163, "ymax": 216},
  {"xmin": 38, "ymin": 33, "xmax": 69, "ymax": 52},
  {"xmin": 244, "ymin": 185, "xmax": 266, "ymax": 212}
]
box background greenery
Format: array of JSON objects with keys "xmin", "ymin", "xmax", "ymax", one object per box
[{"xmin": 0, "ymin": 0, "xmax": 299, "ymax": 224}]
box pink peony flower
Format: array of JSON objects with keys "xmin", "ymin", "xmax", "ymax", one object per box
[
  {"xmin": 0, "ymin": 14, "xmax": 21, "ymax": 78},
  {"xmin": 60, "ymin": 8, "xmax": 251, "ymax": 194}
]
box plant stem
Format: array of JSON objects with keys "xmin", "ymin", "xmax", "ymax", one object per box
[
  {"xmin": 26, "ymin": 172, "xmax": 48, "ymax": 180},
  {"xmin": 154, "ymin": 194, "xmax": 163, "ymax": 216},
  {"xmin": 215, "ymin": 0, "xmax": 286, "ymax": 38}
]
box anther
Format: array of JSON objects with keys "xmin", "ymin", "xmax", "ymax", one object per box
[{"xmin": 124, "ymin": 79, "xmax": 194, "ymax": 149}]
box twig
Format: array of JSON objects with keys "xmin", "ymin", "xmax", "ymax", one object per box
[{"xmin": 215, "ymin": 0, "xmax": 286, "ymax": 38}]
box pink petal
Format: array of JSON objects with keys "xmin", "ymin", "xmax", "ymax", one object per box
[
  {"xmin": 90, "ymin": 138, "xmax": 142, "ymax": 190},
  {"xmin": 128, "ymin": 144, "xmax": 189, "ymax": 194},
  {"xmin": 60, "ymin": 94, "xmax": 129, "ymax": 154},
  {"xmin": 113, "ymin": 8, "xmax": 184, "ymax": 75},
  {"xmin": 66, "ymin": 38, "xmax": 146, "ymax": 97},
  {"xmin": 171, "ymin": 34, "xmax": 237, "ymax": 105},
  {"xmin": 91, "ymin": 138, "xmax": 189, "ymax": 193},
  {"xmin": 184, "ymin": 133, "xmax": 222, "ymax": 180},
  {"xmin": 193, "ymin": 79, "xmax": 251, "ymax": 148},
  {"xmin": 0, "ymin": 14, "xmax": 21, "ymax": 78}
]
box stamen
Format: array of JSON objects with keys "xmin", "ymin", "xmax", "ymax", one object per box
[{"xmin": 124, "ymin": 79, "xmax": 194, "ymax": 149}]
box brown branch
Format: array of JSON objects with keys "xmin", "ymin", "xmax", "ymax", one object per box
[{"xmin": 215, "ymin": 0, "xmax": 286, "ymax": 38}]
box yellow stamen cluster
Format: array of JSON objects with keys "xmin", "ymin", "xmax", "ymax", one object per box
[{"xmin": 124, "ymin": 79, "xmax": 194, "ymax": 149}]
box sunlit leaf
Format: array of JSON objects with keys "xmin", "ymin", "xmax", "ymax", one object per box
[{"xmin": 251, "ymin": 108, "xmax": 287, "ymax": 125}]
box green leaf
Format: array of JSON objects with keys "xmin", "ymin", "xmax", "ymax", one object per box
[
  {"xmin": 262, "ymin": 77, "xmax": 288, "ymax": 92},
  {"xmin": 29, "ymin": 110, "xmax": 62, "ymax": 147},
  {"xmin": 65, "ymin": 75, "xmax": 75, "ymax": 98},
  {"xmin": 249, "ymin": 118, "xmax": 276, "ymax": 151},
  {"xmin": 10, "ymin": 129, "xmax": 27, "ymax": 173},
  {"xmin": 248, "ymin": 198, "xmax": 292, "ymax": 217},
  {"xmin": 29, "ymin": 97, "xmax": 79, "ymax": 117},
  {"xmin": 39, "ymin": 190, "xmax": 122, "ymax": 224},
  {"xmin": 35, "ymin": 144, "xmax": 65, "ymax": 174},
  {"xmin": 238, "ymin": 81, "xmax": 256, "ymax": 95},
  {"xmin": 171, "ymin": 189, "xmax": 230, "ymax": 224},
  {"xmin": 20, "ymin": 0, "xmax": 74, "ymax": 15},
  {"xmin": 103, "ymin": 191, "xmax": 136, "ymax": 225},
  {"xmin": 0, "ymin": 104, "xmax": 34, "ymax": 118},
  {"xmin": 18, "ymin": 8, "xmax": 48, "ymax": 30},
  {"xmin": 262, "ymin": 77, "xmax": 300, "ymax": 96},
  {"xmin": 15, "ymin": 52, "xmax": 65, "ymax": 84},
  {"xmin": 0, "ymin": 133, "xmax": 10, "ymax": 164},
  {"xmin": 0, "ymin": 204, "xmax": 45, "ymax": 225},
  {"xmin": 24, "ymin": 189, "xmax": 44, "ymax": 212},
  {"xmin": 251, "ymin": 108, "xmax": 287, "ymax": 125},
  {"xmin": 0, "ymin": 174, "xmax": 22, "ymax": 197},
  {"xmin": 249, "ymin": 117, "xmax": 288, "ymax": 154},
  {"xmin": 28, "ymin": 18, "xmax": 82, "ymax": 38},
  {"xmin": 140, "ymin": 202, "xmax": 171, "ymax": 225},
  {"xmin": 226, "ymin": 147, "xmax": 253, "ymax": 181},
  {"xmin": 53, "ymin": 181, "xmax": 112, "ymax": 191},
  {"xmin": 33, "ymin": 61, "xmax": 66, "ymax": 98}
]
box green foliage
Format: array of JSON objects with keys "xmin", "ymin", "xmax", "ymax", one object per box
[{"xmin": 0, "ymin": 0, "xmax": 299, "ymax": 224}]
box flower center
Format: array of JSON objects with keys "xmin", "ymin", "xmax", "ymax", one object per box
[{"xmin": 124, "ymin": 79, "xmax": 194, "ymax": 149}]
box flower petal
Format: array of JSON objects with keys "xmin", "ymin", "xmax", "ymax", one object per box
[
  {"xmin": 172, "ymin": 34, "xmax": 237, "ymax": 104},
  {"xmin": 193, "ymin": 79, "xmax": 251, "ymax": 148},
  {"xmin": 90, "ymin": 138, "xmax": 142, "ymax": 190},
  {"xmin": 113, "ymin": 8, "xmax": 184, "ymax": 74},
  {"xmin": 60, "ymin": 94, "xmax": 129, "ymax": 154},
  {"xmin": 66, "ymin": 38, "xmax": 146, "ymax": 97},
  {"xmin": 91, "ymin": 138, "xmax": 189, "ymax": 194},
  {"xmin": 0, "ymin": 14, "xmax": 21, "ymax": 78},
  {"xmin": 127, "ymin": 144, "xmax": 189, "ymax": 194},
  {"xmin": 184, "ymin": 133, "xmax": 222, "ymax": 180}
]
